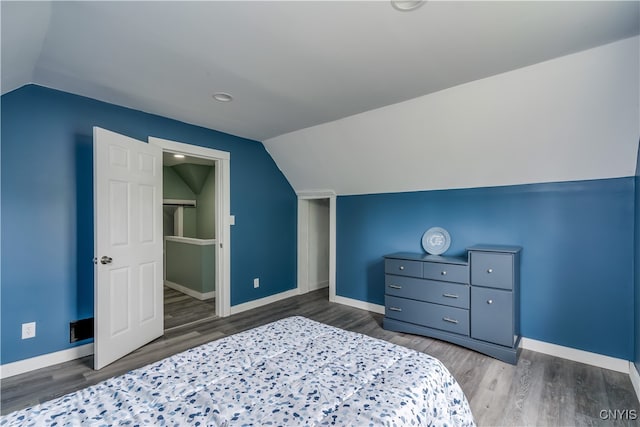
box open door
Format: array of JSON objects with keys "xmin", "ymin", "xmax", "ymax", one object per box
[{"xmin": 94, "ymin": 127, "xmax": 163, "ymax": 370}]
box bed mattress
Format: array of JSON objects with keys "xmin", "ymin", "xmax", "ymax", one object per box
[{"xmin": 1, "ymin": 316, "xmax": 475, "ymax": 426}]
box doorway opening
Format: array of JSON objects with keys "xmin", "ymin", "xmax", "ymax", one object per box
[
  {"xmin": 297, "ymin": 192, "xmax": 336, "ymax": 300},
  {"xmin": 162, "ymin": 152, "xmax": 217, "ymax": 330},
  {"xmin": 150, "ymin": 136, "xmax": 231, "ymax": 320}
]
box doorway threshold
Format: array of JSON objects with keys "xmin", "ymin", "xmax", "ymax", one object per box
[{"xmin": 164, "ymin": 315, "xmax": 219, "ymax": 333}]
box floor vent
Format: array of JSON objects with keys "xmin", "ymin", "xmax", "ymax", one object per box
[{"xmin": 70, "ymin": 318, "xmax": 94, "ymax": 343}]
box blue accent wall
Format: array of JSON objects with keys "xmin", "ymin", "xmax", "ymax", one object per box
[
  {"xmin": 337, "ymin": 178, "xmax": 634, "ymax": 360},
  {"xmin": 635, "ymin": 141, "xmax": 640, "ymax": 372},
  {"xmin": 1, "ymin": 85, "xmax": 297, "ymax": 364}
]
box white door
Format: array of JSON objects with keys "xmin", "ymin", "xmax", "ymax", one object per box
[{"xmin": 94, "ymin": 127, "xmax": 163, "ymax": 370}]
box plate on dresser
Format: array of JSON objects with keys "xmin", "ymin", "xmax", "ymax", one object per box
[{"xmin": 422, "ymin": 227, "xmax": 451, "ymax": 255}]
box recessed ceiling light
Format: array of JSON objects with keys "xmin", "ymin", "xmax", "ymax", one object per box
[
  {"xmin": 174, "ymin": 154, "xmax": 185, "ymax": 159},
  {"xmin": 391, "ymin": 0, "xmax": 425, "ymax": 11},
  {"xmin": 212, "ymin": 92, "xmax": 233, "ymax": 102}
]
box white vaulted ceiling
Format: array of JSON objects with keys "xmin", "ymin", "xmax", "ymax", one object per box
[
  {"xmin": 2, "ymin": 1, "xmax": 638, "ymax": 143},
  {"xmin": 265, "ymin": 36, "xmax": 640, "ymax": 194},
  {"xmin": 3, "ymin": 1, "xmax": 639, "ymax": 195}
]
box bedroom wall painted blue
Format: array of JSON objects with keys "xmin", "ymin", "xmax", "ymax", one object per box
[
  {"xmin": 1, "ymin": 85, "xmax": 297, "ymax": 364},
  {"xmin": 337, "ymin": 178, "xmax": 634, "ymax": 360},
  {"xmin": 635, "ymin": 141, "xmax": 640, "ymax": 372}
]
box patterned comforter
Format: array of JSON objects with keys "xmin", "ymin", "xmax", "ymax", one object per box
[{"xmin": 1, "ymin": 316, "xmax": 475, "ymax": 426}]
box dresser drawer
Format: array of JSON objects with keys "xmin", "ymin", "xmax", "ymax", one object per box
[
  {"xmin": 423, "ymin": 262, "xmax": 468, "ymax": 284},
  {"xmin": 385, "ymin": 275, "xmax": 470, "ymax": 309},
  {"xmin": 471, "ymin": 252, "xmax": 513, "ymax": 289},
  {"xmin": 385, "ymin": 258, "xmax": 422, "ymax": 278},
  {"xmin": 385, "ymin": 296, "xmax": 469, "ymax": 335},
  {"xmin": 471, "ymin": 287, "xmax": 514, "ymax": 347}
]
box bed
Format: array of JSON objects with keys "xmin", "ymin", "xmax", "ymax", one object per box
[{"xmin": 1, "ymin": 316, "xmax": 475, "ymax": 426}]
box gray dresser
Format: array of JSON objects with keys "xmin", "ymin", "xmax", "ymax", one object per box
[{"xmin": 383, "ymin": 245, "xmax": 521, "ymax": 364}]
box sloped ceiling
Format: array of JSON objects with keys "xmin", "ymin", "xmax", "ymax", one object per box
[
  {"xmin": 2, "ymin": 1, "xmax": 638, "ymax": 142},
  {"xmin": 2, "ymin": 1, "xmax": 638, "ymax": 195},
  {"xmin": 172, "ymin": 164, "xmax": 213, "ymax": 195},
  {"xmin": 265, "ymin": 36, "xmax": 639, "ymax": 195}
]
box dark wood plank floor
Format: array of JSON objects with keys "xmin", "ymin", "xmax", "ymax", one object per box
[
  {"xmin": 2, "ymin": 288, "xmax": 638, "ymax": 426},
  {"xmin": 164, "ymin": 285, "xmax": 216, "ymax": 330}
]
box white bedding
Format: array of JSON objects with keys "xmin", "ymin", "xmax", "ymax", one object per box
[{"xmin": 1, "ymin": 316, "xmax": 475, "ymax": 426}]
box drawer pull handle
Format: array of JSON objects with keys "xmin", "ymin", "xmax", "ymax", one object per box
[
  {"xmin": 441, "ymin": 271, "xmax": 447, "ymax": 276},
  {"xmin": 443, "ymin": 293, "xmax": 459, "ymax": 299},
  {"xmin": 487, "ymin": 268, "xmax": 493, "ymax": 273},
  {"xmin": 399, "ymin": 266, "xmax": 405, "ymax": 271},
  {"xmin": 443, "ymin": 317, "xmax": 458, "ymax": 324},
  {"xmin": 487, "ymin": 299, "xmax": 493, "ymax": 305},
  {"xmin": 388, "ymin": 284, "xmax": 402, "ymax": 289},
  {"xmin": 388, "ymin": 306, "xmax": 403, "ymax": 312}
]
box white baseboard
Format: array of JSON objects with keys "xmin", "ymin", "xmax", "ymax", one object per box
[
  {"xmin": 328, "ymin": 296, "xmax": 632, "ymax": 375},
  {"xmin": 229, "ymin": 288, "xmax": 300, "ymax": 315},
  {"xmin": 332, "ymin": 294, "xmax": 385, "ymax": 315},
  {"xmin": 309, "ymin": 280, "xmax": 329, "ymax": 291},
  {"xmin": 165, "ymin": 280, "xmax": 215, "ymax": 301},
  {"xmin": 0, "ymin": 288, "xmax": 295, "ymax": 378},
  {"xmin": 520, "ymin": 337, "xmax": 629, "ymax": 373},
  {"xmin": 630, "ymin": 362, "xmax": 640, "ymax": 402},
  {"xmin": 0, "ymin": 343, "xmax": 94, "ymax": 379}
]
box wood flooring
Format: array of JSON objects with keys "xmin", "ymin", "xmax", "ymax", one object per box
[
  {"xmin": 164, "ymin": 285, "xmax": 216, "ymax": 330},
  {"xmin": 1, "ymin": 288, "xmax": 638, "ymax": 426}
]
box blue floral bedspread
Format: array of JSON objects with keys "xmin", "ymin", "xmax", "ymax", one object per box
[{"xmin": 1, "ymin": 316, "xmax": 475, "ymax": 426}]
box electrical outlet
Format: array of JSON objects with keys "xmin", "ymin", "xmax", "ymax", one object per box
[
  {"xmin": 253, "ymin": 278, "xmax": 260, "ymax": 288},
  {"xmin": 22, "ymin": 322, "xmax": 36, "ymax": 339}
]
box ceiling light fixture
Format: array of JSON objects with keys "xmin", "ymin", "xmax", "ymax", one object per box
[
  {"xmin": 212, "ymin": 92, "xmax": 233, "ymax": 102},
  {"xmin": 174, "ymin": 154, "xmax": 185, "ymax": 159},
  {"xmin": 391, "ymin": 0, "xmax": 425, "ymax": 12}
]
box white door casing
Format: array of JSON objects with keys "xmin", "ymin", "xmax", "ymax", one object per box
[
  {"xmin": 296, "ymin": 190, "xmax": 336, "ymax": 301},
  {"xmin": 149, "ymin": 137, "xmax": 231, "ymax": 318},
  {"xmin": 94, "ymin": 127, "xmax": 164, "ymax": 370}
]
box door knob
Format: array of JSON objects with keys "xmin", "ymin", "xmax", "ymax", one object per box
[{"xmin": 100, "ymin": 256, "xmax": 113, "ymax": 265}]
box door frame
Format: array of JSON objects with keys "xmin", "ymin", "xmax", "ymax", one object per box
[
  {"xmin": 296, "ymin": 190, "xmax": 336, "ymax": 302},
  {"xmin": 149, "ymin": 137, "xmax": 231, "ymax": 317}
]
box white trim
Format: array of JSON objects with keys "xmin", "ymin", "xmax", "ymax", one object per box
[
  {"xmin": 229, "ymin": 289, "xmax": 300, "ymax": 315},
  {"xmin": 297, "ymin": 199, "xmax": 310, "ymax": 294},
  {"xmin": 328, "ymin": 195, "xmax": 336, "ymax": 303},
  {"xmin": 297, "ymin": 189, "xmax": 336, "ymax": 199},
  {"xmin": 323, "ymin": 296, "xmax": 634, "ymax": 375},
  {"xmin": 165, "ymin": 236, "xmax": 216, "ymax": 246},
  {"xmin": 0, "ymin": 343, "xmax": 94, "ymax": 379},
  {"xmin": 150, "ymin": 136, "xmax": 231, "ymax": 318},
  {"xmin": 152, "ymin": 138, "xmax": 230, "ymax": 160},
  {"xmin": 322, "ymin": 296, "xmax": 632, "ymax": 374},
  {"xmin": 164, "ymin": 280, "xmax": 215, "ymax": 301},
  {"xmin": 309, "ymin": 280, "xmax": 329, "ymax": 291},
  {"xmin": 520, "ymin": 337, "xmax": 629, "ymax": 373},
  {"xmin": 296, "ymin": 191, "xmax": 336, "ymax": 305},
  {"xmin": 333, "ymin": 295, "xmax": 386, "ymax": 315},
  {"xmin": 630, "ymin": 362, "xmax": 640, "ymax": 402}
]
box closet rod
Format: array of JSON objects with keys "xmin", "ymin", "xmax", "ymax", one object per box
[{"xmin": 163, "ymin": 199, "xmax": 197, "ymax": 207}]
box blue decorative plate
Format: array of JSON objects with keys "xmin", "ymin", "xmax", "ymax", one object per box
[{"xmin": 422, "ymin": 227, "xmax": 451, "ymax": 255}]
